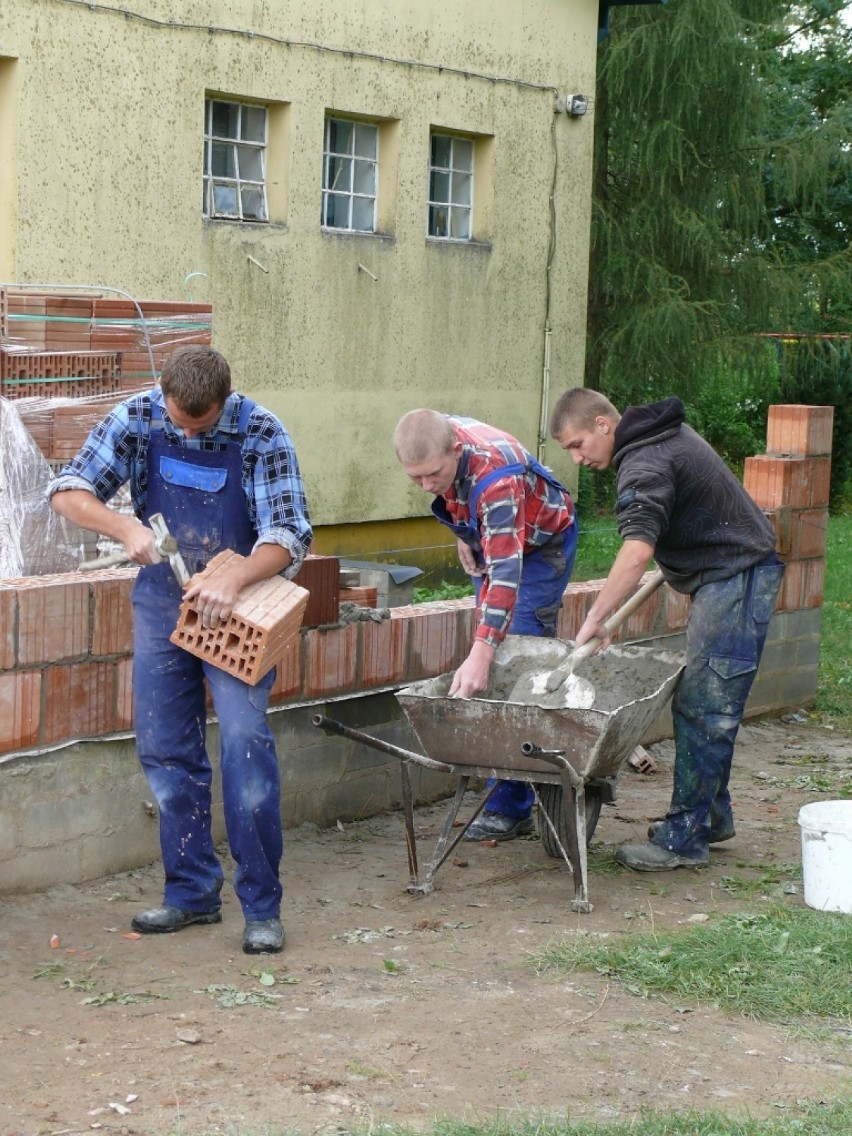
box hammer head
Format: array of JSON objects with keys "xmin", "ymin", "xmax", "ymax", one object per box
[{"xmin": 148, "ymin": 513, "xmax": 190, "ymax": 586}]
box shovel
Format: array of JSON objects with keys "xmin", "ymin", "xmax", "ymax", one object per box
[{"xmin": 508, "ymin": 569, "xmax": 666, "ymax": 708}]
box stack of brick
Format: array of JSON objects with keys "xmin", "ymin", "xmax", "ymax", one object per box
[
  {"xmin": 170, "ymin": 550, "xmax": 310, "ymax": 686},
  {"xmin": 0, "ymin": 287, "xmax": 213, "ymax": 462},
  {"xmin": 744, "ymin": 404, "xmax": 833, "ymax": 612}
]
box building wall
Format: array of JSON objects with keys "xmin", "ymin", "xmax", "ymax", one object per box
[{"xmin": 0, "ymin": 0, "xmax": 598, "ymax": 560}]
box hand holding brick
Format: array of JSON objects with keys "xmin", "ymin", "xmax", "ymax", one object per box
[{"xmin": 170, "ymin": 550, "xmax": 308, "ymax": 686}]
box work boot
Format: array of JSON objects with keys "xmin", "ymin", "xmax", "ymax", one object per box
[
  {"xmin": 131, "ymin": 905, "xmax": 222, "ymax": 934},
  {"xmin": 464, "ymin": 812, "xmax": 535, "ymax": 842},
  {"xmin": 647, "ymin": 816, "xmax": 735, "ymax": 844},
  {"xmin": 615, "ymin": 841, "xmax": 708, "ymax": 872},
  {"xmin": 243, "ymin": 917, "xmax": 285, "ymax": 954}
]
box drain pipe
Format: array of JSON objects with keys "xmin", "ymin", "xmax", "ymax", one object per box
[{"xmin": 537, "ymin": 114, "xmax": 559, "ymax": 461}]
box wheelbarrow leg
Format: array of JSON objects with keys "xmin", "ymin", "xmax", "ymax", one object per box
[
  {"xmin": 399, "ymin": 759, "xmax": 420, "ymax": 890},
  {"xmin": 410, "ymin": 777, "xmax": 501, "ymax": 894},
  {"xmin": 560, "ymin": 772, "xmax": 593, "ymax": 913}
]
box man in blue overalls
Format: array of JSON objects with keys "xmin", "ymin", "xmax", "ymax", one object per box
[
  {"xmin": 393, "ymin": 409, "xmax": 578, "ymax": 841},
  {"xmin": 50, "ymin": 346, "xmax": 312, "ymax": 953}
]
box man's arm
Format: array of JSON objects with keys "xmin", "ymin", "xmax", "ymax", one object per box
[
  {"xmin": 574, "ymin": 538, "xmax": 656, "ymax": 651},
  {"xmin": 50, "ymin": 488, "xmax": 159, "ymax": 564},
  {"xmin": 182, "ymin": 543, "xmax": 292, "ymax": 629}
]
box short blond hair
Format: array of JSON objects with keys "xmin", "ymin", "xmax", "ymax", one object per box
[
  {"xmin": 393, "ymin": 409, "xmax": 456, "ymax": 464},
  {"xmin": 550, "ymin": 388, "xmax": 620, "ymax": 437}
]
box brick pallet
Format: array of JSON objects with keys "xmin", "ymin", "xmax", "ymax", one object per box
[{"xmin": 171, "ymin": 550, "xmax": 309, "ymax": 686}]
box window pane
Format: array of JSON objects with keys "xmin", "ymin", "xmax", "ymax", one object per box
[
  {"xmin": 327, "ymin": 118, "xmax": 353, "ymax": 154},
  {"xmin": 453, "ymin": 138, "xmax": 473, "ymax": 171},
  {"xmin": 324, "ymin": 192, "xmax": 351, "ymax": 228},
  {"xmin": 353, "ymin": 123, "xmax": 377, "ymax": 159},
  {"xmin": 428, "ymin": 204, "xmax": 448, "ymax": 238},
  {"xmin": 352, "ymin": 158, "xmax": 375, "ymax": 196},
  {"xmin": 241, "ymin": 105, "xmax": 266, "ymax": 143},
  {"xmin": 352, "ymin": 196, "xmax": 374, "ymax": 231},
  {"xmin": 449, "ymin": 207, "xmax": 471, "ymax": 240},
  {"xmin": 211, "ymin": 142, "xmax": 235, "ymax": 178},
  {"xmin": 429, "ymin": 170, "xmax": 450, "ymax": 203},
  {"xmin": 211, "ymin": 100, "xmax": 239, "ymax": 139},
  {"xmin": 451, "ymin": 172, "xmax": 471, "ymax": 206},
  {"xmin": 236, "ymin": 144, "xmax": 263, "ymax": 181},
  {"xmin": 431, "ymin": 134, "xmax": 451, "ymax": 168},
  {"xmin": 212, "ymin": 183, "xmax": 238, "ymax": 214},
  {"xmin": 326, "ymin": 154, "xmax": 352, "ymax": 192},
  {"xmin": 241, "ymin": 185, "xmax": 266, "ymax": 221}
]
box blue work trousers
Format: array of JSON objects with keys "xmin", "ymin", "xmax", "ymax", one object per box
[
  {"xmin": 653, "ymin": 555, "xmax": 785, "ymax": 858},
  {"xmin": 480, "ymin": 523, "xmax": 578, "ymax": 818},
  {"xmin": 132, "ymin": 577, "xmax": 282, "ymax": 921}
]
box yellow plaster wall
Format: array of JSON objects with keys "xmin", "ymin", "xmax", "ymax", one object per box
[{"xmin": 0, "ymin": 0, "xmax": 596, "ymax": 560}]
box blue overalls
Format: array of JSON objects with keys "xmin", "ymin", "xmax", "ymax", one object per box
[
  {"xmin": 653, "ymin": 553, "xmax": 785, "ymax": 857},
  {"xmin": 433, "ymin": 459, "xmax": 578, "ymax": 818},
  {"xmin": 131, "ymin": 399, "xmax": 283, "ymax": 921}
]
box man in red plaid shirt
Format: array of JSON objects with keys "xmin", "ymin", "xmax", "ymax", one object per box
[{"xmin": 393, "ymin": 409, "xmax": 578, "ymax": 841}]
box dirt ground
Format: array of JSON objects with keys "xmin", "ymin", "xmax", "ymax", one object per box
[{"xmin": 1, "ymin": 716, "xmax": 850, "ymax": 1136}]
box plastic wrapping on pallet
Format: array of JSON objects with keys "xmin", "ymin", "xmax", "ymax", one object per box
[{"xmin": 0, "ymin": 398, "xmax": 91, "ymax": 577}]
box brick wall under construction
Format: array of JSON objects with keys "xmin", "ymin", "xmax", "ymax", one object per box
[{"xmin": 0, "ymin": 404, "xmax": 835, "ymax": 893}]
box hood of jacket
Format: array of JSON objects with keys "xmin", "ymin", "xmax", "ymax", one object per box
[{"xmin": 613, "ymin": 396, "xmax": 685, "ymax": 466}]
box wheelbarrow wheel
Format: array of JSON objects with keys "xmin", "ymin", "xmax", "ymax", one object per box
[{"xmin": 536, "ymin": 783, "xmax": 604, "ymax": 858}]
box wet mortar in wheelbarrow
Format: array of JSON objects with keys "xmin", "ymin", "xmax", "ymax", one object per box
[{"xmin": 315, "ymin": 636, "xmax": 684, "ymax": 912}]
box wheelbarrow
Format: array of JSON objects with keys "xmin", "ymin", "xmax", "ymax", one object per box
[{"xmin": 313, "ymin": 635, "xmax": 684, "ymax": 913}]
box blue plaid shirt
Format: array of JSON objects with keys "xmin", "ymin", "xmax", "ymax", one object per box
[{"xmin": 48, "ymin": 387, "xmax": 313, "ymax": 573}]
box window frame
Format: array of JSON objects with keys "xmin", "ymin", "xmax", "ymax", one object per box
[
  {"xmin": 321, "ymin": 115, "xmax": 380, "ymax": 234},
  {"xmin": 203, "ymin": 97, "xmax": 269, "ymax": 223},
  {"xmin": 427, "ymin": 131, "xmax": 474, "ymax": 242}
]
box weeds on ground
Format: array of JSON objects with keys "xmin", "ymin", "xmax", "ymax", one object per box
[
  {"xmin": 814, "ymin": 510, "xmax": 852, "ymax": 732},
  {"xmin": 341, "ymin": 1099, "xmax": 852, "ymax": 1136},
  {"xmin": 532, "ymin": 905, "xmax": 852, "ymax": 1028}
]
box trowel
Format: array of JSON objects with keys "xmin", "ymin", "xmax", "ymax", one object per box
[{"xmin": 508, "ymin": 569, "xmax": 665, "ymax": 708}]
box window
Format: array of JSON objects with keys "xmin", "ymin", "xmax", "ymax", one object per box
[
  {"xmin": 322, "ymin": 117, "xmax": 378, "ymax": 233},
  {"xmin": 203, "ymin": 98, "xmax": 268, "ymax": 222},
  {"xmin": 428, "ymin": 134, "xmax": 473, "ymax": 241}
]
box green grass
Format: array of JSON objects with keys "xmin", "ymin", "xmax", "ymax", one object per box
[
  {"xmin": 532, "ymin": 905, "xmax": 852, "ymax": 1028},
  {"xmin": 367, "ymin": 1103, "xmax": 852, "ymax": 1136},
  {"xmin": 813, "ymin": 509, "xmax": 852, "ymax": 731}
]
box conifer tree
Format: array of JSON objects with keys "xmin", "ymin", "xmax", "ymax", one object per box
[{"xmin": 586, "ymin": 0, "xmax": 852, "ymax": 422}]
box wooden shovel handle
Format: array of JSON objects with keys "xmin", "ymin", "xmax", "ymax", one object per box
[{"xmin": 545, "ymin": 569, "xmax": 665, "ymax": 690}]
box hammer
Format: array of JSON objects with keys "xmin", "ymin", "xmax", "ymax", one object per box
[{"xmin": 79, "ymin": 512, "xmax": 190, "ymax": 586}]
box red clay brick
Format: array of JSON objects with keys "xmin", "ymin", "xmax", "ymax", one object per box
[
  {"xmin": 766, "ymin": 405, "xmax": 834, "ymax": 458},
  {"xmin": 808, "ymin": 457, "xmax": 832, "ymax": 508},
  {"xmin": 361, "ymin": 616, "xmax": 408, "ymax": 687},
  {"xmin": 114, "ymin": 657, "xmax": 134, "ymax": 731},
  {"xmin": 626, "ymin": 585, "xmax": 661, "ymax": 639},
  {"xmin": 791, "ymin": 508, "xmax": 828, "ymax": 560},
  {"xmin": 171, "ymin": 551, "xmax": 309, "ymax": 686},
  {"xmin": 293, "ymin": 555, "xmax": 340, "ymax": 627},
  {"xmin": 802, "ymin": 558, "xmax": 825, "ymax": 609},
  {"xmin": 406, "ymin": 605, "xmax": 462, "ymax": 680},
  {"xmin": 303, "ymin": 624, "xmax": 359, "ymax": 697},
  {"xmin": 268, "ymin": 636, "xmax": 303, "ymax": 702},
  {"xmin": 0, "ymin": 671, "xmax": 42, "ymax": 752},
  {"xmin": 743, "ymin": 455, "xmax": 811, "ymax": 509},
  {"xmin": 0, "ymin": 587, "xmax": 17, "ymax": 669},
  {"xmin": 17, "ymin": 579, "xmax": 90, "ymax": 665},
  {"xmin": 763, "ymin": 506, "xmax": 792, "ymax": 557},
  {"xmin": 664, "ymin": 587, "xmax": 690, "ymax": 632},
  {"xmin": 42, "ymin": 662, "xmax": 116, "ymax": 744},
  {"xmin": 91, "ymin": 577, "xmax": 135, "ymax": 657},
  {"xmin": 777, "ymin": 559, "xmax": 805, "ymax": 611}
]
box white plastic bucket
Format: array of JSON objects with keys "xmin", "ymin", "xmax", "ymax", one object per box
[{"xmin": 798, "ymin": 800, "xmax": 852, "ymax": 914}]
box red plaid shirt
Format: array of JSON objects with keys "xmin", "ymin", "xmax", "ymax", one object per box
[{"xmin": 442, "ymin": 418, "xmax": 574, "ymax": 647}]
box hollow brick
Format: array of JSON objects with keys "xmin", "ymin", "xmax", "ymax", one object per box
[{"xmin": 766, "ymin": 405, "xmax": 834, "ymax": 457}]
